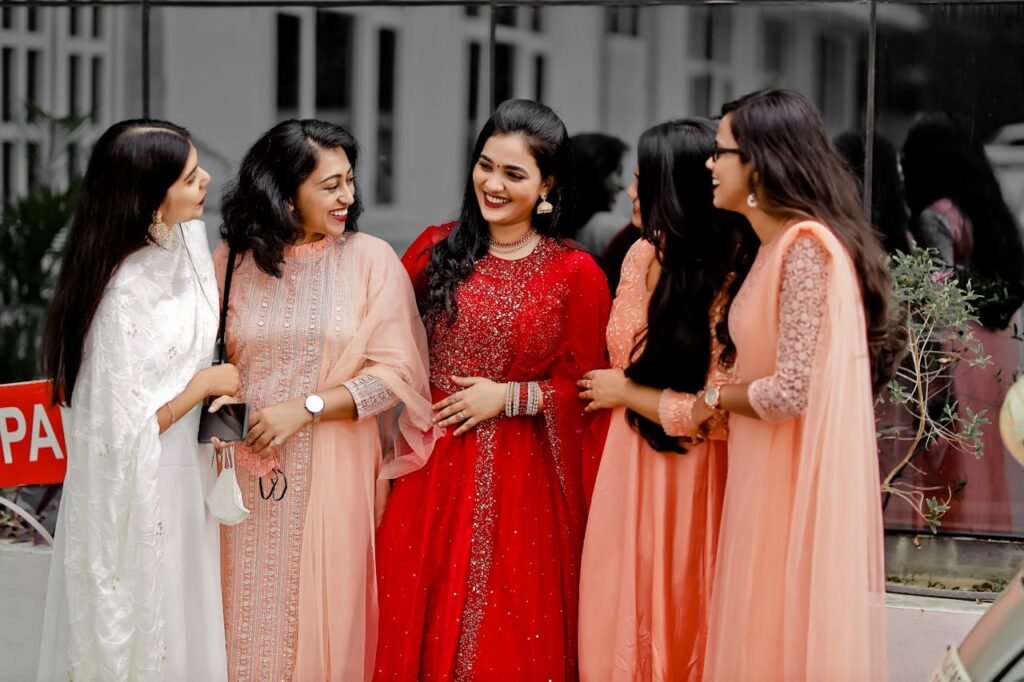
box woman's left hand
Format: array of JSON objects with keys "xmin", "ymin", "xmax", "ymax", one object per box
[
  {"xmin": 246, "ymin": 398, "xmax": 310, "ymax": 455},
  {"xmin": 433, "ymin": 376, "xmax": 506, "ymax": 436},
  {"xmin": 578, "ymin": 368, "xmax": 628, "ymax": 412}
]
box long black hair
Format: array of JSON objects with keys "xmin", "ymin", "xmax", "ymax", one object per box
[
  {"xmin": 43, "ymin": 119, "xmax": 192, "ymax": 405},
  {"xmin": 220, "ymin": 119, "xmax": 362, "ymax": 278},
  {"xmin": 901, "ymin": 112, "xmax": 1024, "ymax": 329},
  {"xmin": 722, "ymin": 89, "xmax": 904, "ymax": 394},
  {"xmin": 424, "ymin": 98, "xmax": 574, "ymax": 323},
  {"xmin": 623, "ymin": 119, "xmax": 756, "ymax": 453},
  {"xmin": 834, "ymin": 131, "xmax": 911, "ymax": 255}
]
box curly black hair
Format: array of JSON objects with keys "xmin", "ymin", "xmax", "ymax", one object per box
[{"xmin": 220, "ymin": 119, "xmax": 362, "ymax": 277}]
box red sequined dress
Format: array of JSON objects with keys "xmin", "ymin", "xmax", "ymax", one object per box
[{"xmin": 374, "ymin": 224, "xmax": 611, "ymax": 680}]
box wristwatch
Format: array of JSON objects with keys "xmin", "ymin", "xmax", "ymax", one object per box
[
  {"xmin": 304, "ymin": 393, "xmax": 325, "ymax": 423},
  {"xmin": 703, "ymin": 385, "xmax": 721, "ymax": 410}
]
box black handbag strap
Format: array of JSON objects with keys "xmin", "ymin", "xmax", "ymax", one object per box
[{"xmin": 214, "ymin": 247, "xmax": 238, "ymax": 365}]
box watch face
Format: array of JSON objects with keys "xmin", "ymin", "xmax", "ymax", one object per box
[
  {"xmin": 305, "ymin": 394, "xmax": 325, "ymax": 414},
  {"xmin": 704, "ymin": 386, "xmax": 720, "ymax": 408}
]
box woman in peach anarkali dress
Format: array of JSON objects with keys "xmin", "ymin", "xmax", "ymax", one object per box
[
  {"xmin": 577, "ymin": 119, "xmax": 755, "ymax": 681},
  {"xmin": 215, "ymin": 120, "xmax": 436, "ymax": 681},
  {"xmin": 700, "ymin": 91, "xmax": 900, "ymax": 681}
]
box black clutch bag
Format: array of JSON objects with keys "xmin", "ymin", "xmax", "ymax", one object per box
[{"xmin": 198, "ymin": 246, "xmax": 251, "ymax": 444}]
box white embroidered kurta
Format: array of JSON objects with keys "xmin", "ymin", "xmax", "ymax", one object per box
[{"xmin": 37, "ymin": 220, "xmax": 228, "ymax": 682}]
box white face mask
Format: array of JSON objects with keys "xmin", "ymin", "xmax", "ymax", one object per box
[{"xmin": 206, "ymin": 448, "xmax": 251, "ymax": 526}]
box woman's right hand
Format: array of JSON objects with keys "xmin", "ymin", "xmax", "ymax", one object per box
[{"xmin": 192, "ymin": 363, "xmax": 241, "ymax": 399}]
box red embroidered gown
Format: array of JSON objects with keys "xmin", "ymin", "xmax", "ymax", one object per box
[{"xmin": 374, "ymin": 224, "xmax": 611, "ymax": 680}]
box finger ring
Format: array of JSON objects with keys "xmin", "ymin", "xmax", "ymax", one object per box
[
  {"xmin": 272, "ymin": 439, "xmax": 281, "ymax": 447},
  {"xmin": 586, "ymin": 380, "xmax": 593, "ymax": 388},
  {"xmin": 457, "ymin": 411, "xmax": 466, "ymax": 420}
]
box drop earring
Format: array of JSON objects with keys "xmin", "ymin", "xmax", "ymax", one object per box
[
  {"xmin": 149, "ymin": 211, "xmax": 177, "ymax": 248},
  {"xmin": 746, "ymin": 193, "xmax": 759, "ymax": 208},
  {"xmin": 536, "ymin": 194, "xmax": 554, "ymax": 215}
]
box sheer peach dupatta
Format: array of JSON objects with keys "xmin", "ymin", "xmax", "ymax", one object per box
[
  {"xmin": 292, "ymin": 234, "xmax": 439, "ymax": 681},
  {"xmin": 705, "ymin": 222, "xmax": 887, "ymax": 682}
]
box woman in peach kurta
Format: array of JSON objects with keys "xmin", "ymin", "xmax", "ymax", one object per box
[
  {"xmin": 215, "ymin": 120, "xmax": 435, "ymax": 681},
  {"xmin": 577, "ymin": 119, "xmax": 754, "ymax": 681},
  {"xmin": 700, "ymin": 91, "xmax": 901, "ymax": 681}
]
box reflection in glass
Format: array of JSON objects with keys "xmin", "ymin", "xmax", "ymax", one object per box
[{"xmin": 875, "ymin": 3, "xmax": 1024, "ymax": 538}]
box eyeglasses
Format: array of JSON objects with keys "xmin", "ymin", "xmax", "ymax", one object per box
[{"xmin": 711, "ymin": 146, "xmax": 742, "ymax": 162}]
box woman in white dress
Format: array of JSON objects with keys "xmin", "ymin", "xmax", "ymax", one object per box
[{"xmin": 37, "ymin": 120, "xmax": 239, "ymax": 681}]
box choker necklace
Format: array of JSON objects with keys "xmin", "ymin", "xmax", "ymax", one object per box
[{"xmin": 489, "ymin": 229, "xmax": 537, "ymax": 255}]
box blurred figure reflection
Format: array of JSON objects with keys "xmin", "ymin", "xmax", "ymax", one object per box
[
  {"xmin": 834, "ymin": 131, "xmax": 912, "ymax": 255},
  {"xmin": 898, "ymin": 112, "xmax": 1024, "ymax": 533},
  {"xmin": 565, "ymin": 133, "xmax": 631, "ymax": 257}
]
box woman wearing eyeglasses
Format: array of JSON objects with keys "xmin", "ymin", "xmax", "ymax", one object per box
[{"xmin": 699, "ymin": 90, "xmax": 903, "ymax": 681}]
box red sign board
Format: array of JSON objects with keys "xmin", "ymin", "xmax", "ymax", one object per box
[{"xmin": 0, "ymin": 380, "xmax": 67, "ymax": 486}]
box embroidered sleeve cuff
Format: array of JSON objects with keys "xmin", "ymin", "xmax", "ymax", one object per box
[
  {"xmin": 747, "ymin": 378, "xmax": 800, "ymax": 422},
  {"xmin": 659, "ymin": 389, "xmax": 698, "ymax": 437},
  {"xmin": 343, "ymin": 374, "xmax": 399, "ymax": 421}
]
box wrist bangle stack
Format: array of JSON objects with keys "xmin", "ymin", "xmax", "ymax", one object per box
[{"xmin": 504, "ymin": 382, "xmax": 541, "ymax": 417}]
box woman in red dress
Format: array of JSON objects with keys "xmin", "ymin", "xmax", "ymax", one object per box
[{"xmin": 374, "ymin": 99, "xmax": 611, "ymax": 680}]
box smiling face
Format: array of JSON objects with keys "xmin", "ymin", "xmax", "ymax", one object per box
[
  {"xmin": 706, "ymin": 114, "xmax": 753, "ymax": 215},
  {"xmin": 472, "ymin": 133, "xmax": 553, "ymax": 232},
  {"xmin": 156, "ymin": 145, "xmax": 210, "ymax": 225},
  {"xmin": 626, "ymin": 165, "xmax": 641, "ymax": 228},
  {"xmin": 293, "ymin": 146, "xmax": 355, "ymax": 243}
]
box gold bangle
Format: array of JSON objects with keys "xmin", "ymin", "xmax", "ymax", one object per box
[{"xmin": 164, "ymin": 401, "xmax": 177, "ymax": 425}]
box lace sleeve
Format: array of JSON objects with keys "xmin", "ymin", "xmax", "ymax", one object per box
[
  {"xmin": 748, "ymin": 235, "xmax": 830, "ymax": 422},
  {"xmin": 342, "ymin": 373, "xmax": 400, "ymax": 420},
  {"xmin": 658, "ymin": 390, "xmax": 698, "ymax": 437}
]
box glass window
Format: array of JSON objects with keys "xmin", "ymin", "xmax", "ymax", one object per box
[
  {"xmin": 276, "ymin": 13, "xmax": 301, "ymax": 114},
  {"xmin": 92, "ymin": 6, "xmax": 102, "ymax": 39},
  {"xmin": 26, "ymin": 50, "xmax": 39, "ymax": 121},
  {"xmin": 530, "ymin": 6, "xmax": 543, "ymax": 33},
  {"xmin": 467, "ymin": 40, "xmax": 482, "ymax": 162},
  {"xmin": 315, "ymin": 11, "xmax": 354, "ymax": 125},
  {"xmin": 876, "ymin": 2, "xmax": 1024, "ymax": 540},
  {"xmin": 375, "ymin": 28, "xmax": 397, "ymax": 206},
  {"xmin": 26, "ymin": 142, "xmax": 39, "ymax": 193},
  {"xmin": 814, "ymin": 35, "xmax": 846, "ymax": 126},
  {"xmin": 27, "ymin": 7, "xmax": 39, "ymax": 32},
  {"xmin": 494, "ymin": 7, "xmax": 517, "ymax": 28},
  {"xmin": 493, "ymin": 42, "xmax": 515, "ymax": 108},
  {"xmin": 1, "ymin": 48, "xmax": 12, "ymax": 122},
  {"xmin": 2, "ymin": 141, "xmax": 12, "ymax": 207},
  {"xmin": 533, "ymin": 54, "xmax": 546, "ymax": 104},
  {"xmin": 68, "ymin": 4, "xmax": 78, "ymax": 37},
  {"xmin": 67, "ymin": 142, "xmax": 78, "ymax": 185},
  {"xmin": 68, "ymin": 54, "xmax": 79, "ymax": 117},
  {"xmin": 90, "ymin": 56, "xmax": 102, "ymax": 120},
  {"xmin": 2, "ymin": 7, "xmax": 14, "ymax": 30}
]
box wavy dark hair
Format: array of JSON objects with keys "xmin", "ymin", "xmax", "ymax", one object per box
[
  {"xmin": 901, "ymin": 112, "xmax": 1024, "ymax": 329},
  {"xmin": 424, "ymin": 98, "xmax": 574, "ymax": 323},
  {"xmin": 563, "ymin": 132, "xmax": 628, "ymax": 237},
  {"xmin": 220, "ymin": 119, "xmax": 362, "ymax": 277},
  {"xmin": 623, "ymin": 119, "xmax": 757, "ymax": 453},
  {"xmin": 43, "ymin": 119, "xmax": 192, "ymax": 405},
  {"xmin": 834, "ymin": 131, "xmax": 911, "ymax": 255},
  {"xmin": 722, "ymin": 89, "xmax": 903, "ymax": 394}
]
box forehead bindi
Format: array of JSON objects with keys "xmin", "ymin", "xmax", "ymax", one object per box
[{"xmin": 480, "ymin": 134, "xmax": 539, "ymax": 175}]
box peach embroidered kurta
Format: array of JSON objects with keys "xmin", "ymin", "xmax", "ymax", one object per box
[
  {"xmin": 704, "ymin": 222, "xmax": 887, "ymax": 682},
  {"xmin": 579, "ymin": 239, "xmax": 730, "ymax": 681},
  {"xmin": 214, "ymin": 232, "xmax": 435, "ymax": 682}
]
